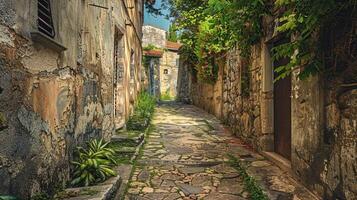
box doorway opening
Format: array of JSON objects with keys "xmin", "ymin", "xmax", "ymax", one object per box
[
  {"xmin": 113, "ymin": 28, "xmax": 125, "ymax": 129},
  {"xmin": 272, "ymin": 38, "xmax": 292, "ymax": 160}
]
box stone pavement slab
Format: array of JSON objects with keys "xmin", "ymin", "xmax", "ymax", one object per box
[{"xmin": 124, "ymin": 102, "xmax": 319, "ymax": 200}]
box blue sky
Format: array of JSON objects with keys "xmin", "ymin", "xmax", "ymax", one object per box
[{"xmin": 144, "ymin": 0, "xmax": 170, "ymax": 31}]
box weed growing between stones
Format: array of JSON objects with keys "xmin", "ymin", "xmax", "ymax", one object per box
[
  {"xmin": 227, "ymin": 154, "xmax": 269, "ymax": 200},
  {"xmin": 121, "ymin": 124, "xmax": 154, "ymax": 200},
  {"xmin": 160, "ymin": 91, "xmax": 173, "ymax": 101}
]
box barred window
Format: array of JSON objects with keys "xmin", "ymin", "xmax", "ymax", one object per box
[{"xmin": 38, "ymin": 0, "xmax": 55, "ymax": 38}]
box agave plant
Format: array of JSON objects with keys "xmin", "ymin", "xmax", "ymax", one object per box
[{"xmin": 71, "ymin": 139, "xmax": 117, "ymax": 187}]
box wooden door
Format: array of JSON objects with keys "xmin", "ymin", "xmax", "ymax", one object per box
[{"xmin": 273, "ymin": 58, "xmax": 292, "ymax": 160}]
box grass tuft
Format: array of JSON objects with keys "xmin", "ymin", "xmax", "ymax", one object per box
[{"xmin": 227, "ymin": 154, "xmax": 269, "ymax": 200}]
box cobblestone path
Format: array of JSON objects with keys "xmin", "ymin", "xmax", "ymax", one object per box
[{"xmin": 125, "ymin": 102, "xmax": 318, "ymax": 200}]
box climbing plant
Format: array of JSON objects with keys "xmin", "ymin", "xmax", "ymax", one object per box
[
  {"xmin": 173, "ymin": 0, "xmax": 267, "ymax": 83},
  {"xmin": 272, "ymin": 0, "xmax": 357, "ymax": 80},
  {"xmin": 146, "ymin": 0, "xmax": 357, "ymax": 82}
]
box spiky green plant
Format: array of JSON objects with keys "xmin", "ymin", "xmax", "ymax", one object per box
[{"xmin": 71, "ymin": 139, "xmax": 117, "ymax": 187}]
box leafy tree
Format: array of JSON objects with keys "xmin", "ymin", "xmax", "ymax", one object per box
[
  {"xmin": 146, "ymin": 0, "xmax": 357, "ymax": 82},
  {"xmin": 167, "ymin": 24, "xmax": 178, "ymax": 42}
]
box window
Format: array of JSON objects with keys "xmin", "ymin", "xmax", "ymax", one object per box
[
  {"xmin": 130, "ymin": 50, "xmax": 135, "ymax": 79},
  {"xmin": 38, "ymin": 0, "xmax": 55, "ymax": 38},
  {"xmin": 164, "ymin": 69, "xmax": 169, "ymax": 74},
  {"xmin": 114, "ymin": 30, "xmax": 124, "ymax": 84}
]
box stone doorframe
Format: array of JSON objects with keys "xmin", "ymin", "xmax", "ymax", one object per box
[
  {"xmin": 260, "ymin": 42, "xmax": 275, "ymax": 152},
  {"xmin": 260, "ymin": 36, "xmax": 293, "ymax": 156}
]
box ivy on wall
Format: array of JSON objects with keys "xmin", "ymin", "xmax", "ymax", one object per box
[{"xmin": 145, "ymin": 0, "xmax": 357, "ymax": 83}]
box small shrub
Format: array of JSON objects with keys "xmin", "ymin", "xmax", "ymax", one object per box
[
  {"xmin": 127, "ymin": 91, "xmax": 156, "ymax": 131},
  {"xmin": 160, "ymin": 91, "xmax": 173, "ymax": 101},
  {"xmin": 71, "ymin": 139, "xmax": 117, "ymax": 187}
]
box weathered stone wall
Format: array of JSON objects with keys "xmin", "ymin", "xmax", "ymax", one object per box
[
  {"xmin": 0, "ymin": 0, "xmax": 144, "ymax": 198},
  {"xmin": 178, "ymin": 15, "xmax": 356, "ymax": 200},
  {"xmin": 142, "ymin": 25, "xmax": 166, "ymax": 48},
  {"xmin": 185, "ymin": 59, "xmax": 224, "ymax": 119},
  {"xmin": 160, "ymin": 50, "xmax": 179, "ymax": 97},
  {"xmin": 176, "ymin": 56, "xmax": 191, "ymax": 103},
  {"xmin": 222, "ymin": 46, "xmax": 263, "ymax": 148}
]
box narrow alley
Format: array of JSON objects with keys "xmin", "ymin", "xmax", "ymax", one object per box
[
  {"xmin": 125, "ymin": 102, "xmax": 318, "ymax": 200},
  {"xmin": 1, "ymin": 0, "xmax": 356, "ymax": 199}
]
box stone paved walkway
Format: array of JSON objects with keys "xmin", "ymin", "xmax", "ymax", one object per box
[{"xmin": 124, "ymin": 102, "xmax": 318, "ymax": 200}]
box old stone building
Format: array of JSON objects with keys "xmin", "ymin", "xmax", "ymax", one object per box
[
  {"xmin": 0, "ymin": 0, "xmax": 144, "ymax": 198},
  {"xmin": 178, "ymin": 12, "xmax": 357, "ymax": 200},
  {"xmin": 142, "ymin": 25, "xmax": 181, "ymax": 99}
]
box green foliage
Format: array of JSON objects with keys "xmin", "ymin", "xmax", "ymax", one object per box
[
  {"xmin": 143, "ymin": 44, "xmax": 160, "ymax": 51},
  {"xmin": 71, "ymin": 139, "xmax": 117, "ymax": 187},
  {"xmin": 148, "ymin": 0, "xmax": 356, "ymax": 82},
  {"xmin": 160, "ymin": 91, "xmax": 173, "ymax": 101},
  {"xmin": 272, "ymin": 0, "xmax": 357, "ymax": 80},
  {"xmin": 228, "ymin": 155, "xmax": 269, "ymax": 200},
  {"xmin": 171, "ymin": 0, "xmax": 267, "ymax": 83},
  {"xmin": 0, "ymin": 112, "xmax": 8, "ymax": 130},
  {"xmin": 31, "ymin": 193, "xmax": 50, "ymax": 200},
  {"xmin": 127, "ymin": 91, "xmax": 156, "ymax": 131},
  {"xmin": 167, "ymin": 24, "xmax": 178, "ymax": 42}
]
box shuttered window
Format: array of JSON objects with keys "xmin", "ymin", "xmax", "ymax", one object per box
[{"xmin": 38, "ymin": 0, "xmax": 55, "ymax": 38}]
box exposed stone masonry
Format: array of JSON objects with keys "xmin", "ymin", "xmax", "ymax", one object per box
[{"xmin": 177, "ymin": 15, "xmax": 357, "ymax": 199}]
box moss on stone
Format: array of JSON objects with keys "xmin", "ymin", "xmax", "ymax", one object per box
[{"xmin": 0, "ymin": 112, "xmax": 7, "ymax": 130}]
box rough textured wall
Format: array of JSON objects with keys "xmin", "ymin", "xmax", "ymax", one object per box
[
  {"xmin": 222, "ymin": 46, "xmax": 263, "ymax": 148},
  {"xmin": 176, "ymin": 57, "xmax": 191, "ymax": 103},
  {"xmin": 177, "ymin": 14, "xmax": 356, "ymax": 199},
  {"xmin": 189, "ymin": 62, "xmax": 224, "ymax": 119},
  {"xmin": 0, "ymin": 0, "xmax": 143, "ymax": 198},
  {"xmin": 142, "ymin": 25, "xmax": 166, "ymax": 48},
  {"xmin": 160, "ymin": 51, "xmax": 179, "ymax": 97}
]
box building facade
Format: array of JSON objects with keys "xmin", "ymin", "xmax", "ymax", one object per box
[
  {"xmin": 0, "ymin": 0, "xmax": 144, "ymax": 198},
  {"xmin": 177, "ymin": 12, "xmax": 357, "ymax": 200},
  {"xmin": 142, "ymin": 25, "xmax": 180, "ymax": 99}
]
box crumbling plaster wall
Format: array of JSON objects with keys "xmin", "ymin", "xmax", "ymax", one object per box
[{"xmin": 0, "ymin": 0, "xmax": 143, "ymax": 198}]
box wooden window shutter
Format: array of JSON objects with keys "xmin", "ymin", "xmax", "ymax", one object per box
[{"xmin": 38, "ymin": 0, "xmax": 55, "ymax": 38}]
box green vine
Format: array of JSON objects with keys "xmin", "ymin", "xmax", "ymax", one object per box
[
  {"xmin": 175, "ymin": 0, "xmax": 267, "ymax": 83},
  {"xmin": 272, "ymin": 0, "xmax": 357, "ymax": 80},
  {"xmin": 146, "ymin": 0, "xmax": 357, "ymax": 82}
]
